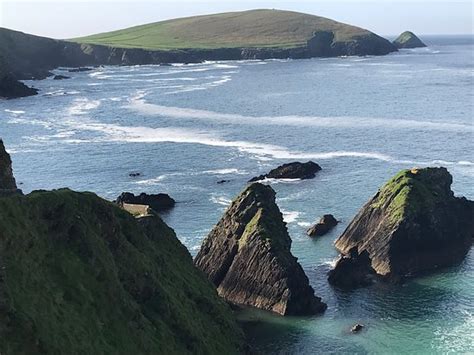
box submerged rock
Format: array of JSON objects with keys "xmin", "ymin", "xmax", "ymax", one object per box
[
  {"xmin": 0, "ymin": 139, "xmax": 20, "ymax": 195},
  {"xmin": 68, "ymin": 67, "xmax": 93, "ymax": 72},
  {"xmin": 330, "ymin": 168, "xmax": 474, "ymax": 287},
  {"xmin": 194, "ymin": 183, "xmax": 327, "ymax": 316},
  {"xmin": 393, "ymin": 31, "xmax": 427, "ymax": 49},
  {"xmin": 53, "ymin": 74, "xmax": 70, "ymax": 80},
  {"xmin": 249, "ymin": 161, "xmax": 321, "ymax": 182},
  {"xmin": 115, "ymin": 192, "xmax": 175, "ymax": 212},
  {"xmin": 307, "ymin": 214, "xmax": 339, "ymax": 237}
]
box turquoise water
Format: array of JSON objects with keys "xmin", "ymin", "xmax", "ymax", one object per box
[{"xmin": 0, "ymin": 36, "xmax": 473, "ymax": 353}]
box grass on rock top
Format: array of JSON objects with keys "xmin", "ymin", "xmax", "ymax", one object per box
[
  {"xmin": 370, "ymin": 168, "xmax": 448, "ymax": 225},
  {"xmin": 71, "ymin": 9, "xmax": 370, "ymax": 50}
]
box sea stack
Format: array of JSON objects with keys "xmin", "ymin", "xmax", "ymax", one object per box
[
  {"xmin": 195, "ymin": 183, "xmax": 327, "ymax": 316},
  {"xmin": 393, "ymin": 31, "xmax": 427, "ymax": 48},
  {"xmin": 329, "ymin": 168, "xmax": 473, "ymax": 287},
  {"xmin": 0, "ymin": 139, "xmax": 20, "ymax": 194}
]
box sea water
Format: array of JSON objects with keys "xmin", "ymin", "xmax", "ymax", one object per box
[{"xmin": 1, "ymin": 35, "xmax": 473, "ymax": 354}]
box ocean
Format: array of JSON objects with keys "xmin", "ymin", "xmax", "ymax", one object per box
[{"xmin": 1, "ymin": 35, "xmax": 473, "ymax": 354}]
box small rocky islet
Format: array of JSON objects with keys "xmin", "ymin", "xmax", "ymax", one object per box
[{"xmin": 393, "ymin": 31, "xmax": 427, "ymax": 49}]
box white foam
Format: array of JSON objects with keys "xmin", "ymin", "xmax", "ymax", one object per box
[
  {"xmin": 127, "ymin": 101, "xmax": 472, "ymax": 132},
  {"xmin": 297, "ymin": 221, "xmax": 312, "ymax": 228},
  {"xmin": 281, "ymin": 210, "xmax": 301, "ymax": 224},
  {"xmin": 68, "ymin": 98, "xmax": 101, "ymax": 115},
  {"xmin": 4, "ymin": 109, "xmax": 25, "ymax": 114},
  {"xmin": 210, "ymin": 194, "xmax": 232, "ymax": 206},
  {"xmin": 202, "ymin": 168, "xmax": 245, "ymax": 175}
]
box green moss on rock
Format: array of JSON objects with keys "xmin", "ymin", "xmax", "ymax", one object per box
[{"xmin": 0, "ymin": 189, "xmax": 243, "ymax": 354}]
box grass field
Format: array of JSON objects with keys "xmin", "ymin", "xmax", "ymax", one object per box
[{"xmin": 71, "ymin": 9, "xmax": 371, "ymax": 50}]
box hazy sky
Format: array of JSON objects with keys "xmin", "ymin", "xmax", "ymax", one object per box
[{"xmin": 1, "ymin": 0, "xmax": 472, "ymax": 39}]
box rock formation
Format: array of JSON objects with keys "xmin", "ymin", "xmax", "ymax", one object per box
[
  {"xmin": 0, "ymin": 144, "xmax": 243, "ymax": 353},
  {"xmin": 328, "ymin": 249, "xmax": 376, "ymax": 289},
  {"xmin": 0, "ymin": 139, "xmax": 20, "ymax": 194},
  {"xmin": 194, "ymin": 183, "xmax": 327, "ymax": 316},
  {"xmin": 115, "ymin": 192, "xmax": 175, "ymax": 212},
  {"xmin": 249, "ymin": 161, "xmax": 321, "ymax": 182},
  {"xmin": 330, "ymin": 168, "xmax": 473, "ymax": 287},
  {"xmin": 0, "ymin": 56, "xmax": 38, "ymax": 99},
  {"xmin": 393, "ymin": 31, "xmax": 427, "ymax": 49},
  {"xmin": 307, "ymin": 214, "xmax": 339, "ymax": 237},
  {"xmin": 53, "ymin": 74, "xmax": 70, "ymax": 80}
]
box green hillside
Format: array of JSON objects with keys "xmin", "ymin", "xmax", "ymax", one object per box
[
  {"xmin": 72, "ymin": 9, "xmax": 372, "ymax": 50},
  {"xmin": 0, "ymin": 189, "xmax": 242, "ymax": 354}
]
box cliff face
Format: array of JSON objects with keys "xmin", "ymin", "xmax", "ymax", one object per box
[
  {"xmin": 393, "ymin": 31, "xmax": 427, "ymax": 49},
  {"xmin": 0, "ymin": 141, "xmax": 243, "ymax": 354},
  {"xmin": 0, "ymin": 140, "xmax": 18, "ymax": 193},
  {"xmin": 195, "ymin": 183, "xmax": 326, "ymax": 316},
  {"xmin": 331, "ymin": 168, "xmax": 473, "ymax": 285}
]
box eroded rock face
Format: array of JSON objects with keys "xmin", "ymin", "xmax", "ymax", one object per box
[
  {"xmin": 393, "ymin": 31, "xmax": 427, "ymax": 49},
  {"xmin": 249, "ymin": 161, "xmax": 321, "ymax": 182},
  {"xmin": 194, "ymin": 183, "xmax": 327, "ymax": 316},
  {"xmin": 115, "ymin": 192, "xmax": 175, "ymax": 212},
  {"xmin": 307, "ymin": 214, "xmax": 339, "ymax": 237},
  {"xmin": 328, "ymin": 248, "xmax": 376, "ymax": 289},
  {"xmin": 331, "ymin": 168, "xmax": 474, "ymax": 286},
  {"xmin": 0, "ymin": 139, "xmax": 18, "ymax": 193}
]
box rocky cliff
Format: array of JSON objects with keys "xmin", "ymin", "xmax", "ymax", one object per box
[
  {"xmin": 330, "ymin": 168, "xmax": 473, "ymax": 287},
  {"xmin": 393, "ymin": 31, "xmax": 427, "ymax": 49},
  {"xmin": 0, "ymin": 56, "xmax": 38, "ymax": 99},
  {"xmin": 0, "ymin": 145, "xmax": 243, "ymax": 354},
  {"xmin": 0, "ymin": 139, "xmax": 19, "ymax": 194},
  {"xmin": 195, "ymin": 183, "xmax": 327, "ymax": 316}
]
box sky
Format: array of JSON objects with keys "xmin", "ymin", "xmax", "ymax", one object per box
[{"xmin": 0, "ymin": 0, "xmax": 472, "ymax": 39}]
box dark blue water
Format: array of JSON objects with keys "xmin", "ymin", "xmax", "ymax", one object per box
[{"xmin": 1, "ymin": 36, "xmax": 473, "ymax": 353}]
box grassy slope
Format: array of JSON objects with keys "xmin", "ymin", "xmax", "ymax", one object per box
[
  {"xmin": 72, "ymin": 9, "xmax": 371, "ymax": 50},
  {"xmin": 0, "ymin": 189, "xmax": 242, "ymax": 354}
]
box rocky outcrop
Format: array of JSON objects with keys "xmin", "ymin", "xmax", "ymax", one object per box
[
  {"xmin": 0, "ymin": 145, "xmax": 243, "ymax": 354},
  {"xmin": 53, "ymin": 74, "xmax": 70, "ymax": 80},
  {"xmin": 393, "ymin": 31, "xmax": 427, "ymax": 49},
  {"xmin": 0, "ymin": 139, "xmax": 20, "ymax": 195},
  {"xmin": 328, "ymin": 248, "xmax": 376, "ymax": 289},
  {"xmin": 307, "ymin": 214, "xmax": 339, "ymax": 237},
  {"xmin": 115, "ymin": 192, "xmax": 175, "ymax": 212},
  {"xmin": 194, "ymin": 183, "xmax": 327, "ymax": 316},
  {"xmin": 330, "ymin": 168, "xmax": 474, "ymax": 287},
  {"xmin": 0, "ymin": 56, "xmax": 37, "ymax": 99},
  {"xmin": 249, "ymin": 161, "xmax": 321, "ymax": 182}
]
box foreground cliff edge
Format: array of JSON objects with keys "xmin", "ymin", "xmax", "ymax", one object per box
[
  {"xmin": 329, "ymin": 168, "xmax": 474, "ymax": 289},
  {"xmin": 0, "ymin": 141, "xmax": 243, "ymax": 354},
  {"xmin": 195, "ymin": 183, "xmax": 327, "ymax": 316}
]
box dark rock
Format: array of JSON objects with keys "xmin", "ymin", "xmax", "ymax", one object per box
[
  {"xmin": 307, "ymin": 214, "xmax": 339, "ymax": 237},
  {"xmin": 0, "ymin": 55, "xmax": 38, "ymax": 99},
  {"xmin": 128, "ymin": 172, "xmax": 141, "ymax": 177},
  {"xmin": 331, "ymin": 168, "xmax": 474, "ymax": 287},
  {"xmin": 0, "ymin": 140, "xmax": 21, "ymax": 195},
  {"xmin": 351, "ymin": 324, "xmax": 364, "ymax": 333},
  {"xmin": 194, "ymin": 183, "xmax": 327, "ymax": 316},
  {"xmin": 68, "ymin": 67, "xmax": 93, "ymax": 72},
  {"xmin": 53, "ymin": 74, "xmax": 70, "ymax": 80},
  {"xmin": 217, "ymin": 179, "xmax": 230, "ymax": 184},
  {"xmin": 393, "ymin": 31, "xmax": 427, "ymax": 49},
  {"xmin": 249, "ymin": 161, "xmax": 321, "ymax": 182},
  {"xmin": 328, "ymin": 248, "xmax": 376, "ymax": 289},
  {"xmin": 159, "ymin": 63, "xmax": 172, "ymax": 66},
  {"xmin": 115, "ymin": 192, "xmax": 175, "ymax": 212}
]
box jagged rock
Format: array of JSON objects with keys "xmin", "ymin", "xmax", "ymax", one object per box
[
  {"xmin": 393, "ymin": 31, "xmax": 427, "ymax": 49},
  {"xmin": 351, "ymin": 324, "xmax": 364, "ymax": 333},
  {"xmin": 194, "ymin": 183, "xmax": 327, "ymax": 316},
  {"xmin": 68, "ymin": 67, "xmax": 93, "ymax": 72},
  {"xmin": 128, "ymin": 172, "xmax": 141, "ymax": 177},
  {"xmin": 115, "ymin": 192, "xmax": 175, "ymax": 212},
  {"xmin": 0, "ymin": 139, "xmax": 20, "ymax": 195},
  {"xmin": 307, "ymin": 214, "xmax": 339, "ymax": 237},
  {"xmin": 249, "ymin": 161, "xmax": 321, "ymax": 182},
  {"xmin": 331, "ymin": 168, "xmax": 474, "ymax": 286},
  {"xmin": 53, "ymin": 74, "xmax": 70, "ymax": 80},
  {"xmin": 217, "ymin": 179, "xmax": 230, "ymax": 184},
  {"xmin": 328, "ymin": 248, "xmax": 376, "ymax": 289}
]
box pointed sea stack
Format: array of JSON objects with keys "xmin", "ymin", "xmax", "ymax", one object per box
[
  {"xmin": 0, "ymin": 139, "xmax": 20, "ymax": 195},
  {"xmin": 393, "ymin": 31, "xmax": 427, "ymax": 49},
  {"xmin": 329, "ymin": 168, "xmax": 473, "ymax": 288},
  {"xmin": 195, "ymin": 183, "xmax": 327, "ymax": 316}
]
